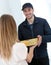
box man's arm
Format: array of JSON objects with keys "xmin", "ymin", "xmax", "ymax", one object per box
[
  {"xmin": 37, "ymin": 19, "xmax": 51, "ymax": 47},
  {"xmin": 42, "ymin": 19, "xmax": 51, "ymax": 43}
]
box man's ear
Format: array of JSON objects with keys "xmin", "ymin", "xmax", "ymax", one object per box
[{"xmin": 33, "ymin": 9, "xmax": 34, "ymax": 12}]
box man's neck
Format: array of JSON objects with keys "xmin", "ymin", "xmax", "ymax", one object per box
[{"xmin": 27, "ymin": 15, "xmax": 34, "ymax": 24}]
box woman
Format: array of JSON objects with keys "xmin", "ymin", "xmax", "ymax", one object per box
[{"xmin": 0, "ymin": 14, "xmax": 37, "ymax": 65}]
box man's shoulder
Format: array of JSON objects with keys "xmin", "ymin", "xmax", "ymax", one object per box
[
  {"xmin": 18, "ymin": 20, "xmax": 26, "ymax": 28},
  {"xmin": 36, "ymin": 16, "xmax": 46, "ymax": 21},
  {"xmin": 36, "ymin": 16, "xmax": 47, "ymax": 24}
]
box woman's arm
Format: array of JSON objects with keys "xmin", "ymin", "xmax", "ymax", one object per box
[{"xmin": 26, "ymin": 44, "xmax": 37, "ymax": 63}]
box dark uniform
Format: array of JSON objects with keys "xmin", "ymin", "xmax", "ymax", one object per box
[{"xmin": 18, "ymin": 15, "xmax": 51, "ymax": 65}]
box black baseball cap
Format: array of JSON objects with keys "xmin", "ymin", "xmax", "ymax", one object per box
[{"xmin": 22, "ymin": 3, "xmax": 33, "ymax": 10}]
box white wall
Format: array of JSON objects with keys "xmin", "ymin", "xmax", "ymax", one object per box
[
  {"xmin": 0, "ymin": 0, "xmax": 10, "ymax": 15},
  {"xmin": 0, "ymin": 0, "xmax": 23, "ymax": 26},
  {"xmin": 8, "ymin": 0, "xmax": 24, "ymax": 26}
]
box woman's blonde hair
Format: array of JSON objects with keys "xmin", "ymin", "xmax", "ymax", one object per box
[{"xmin": 0, "ymin": 14, "xmax": 18, "ymax": 59}]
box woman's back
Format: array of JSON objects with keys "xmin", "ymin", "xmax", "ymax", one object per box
[{"xmin": 0, "ymin": 42, "xmax": 28, "ymax": 65}]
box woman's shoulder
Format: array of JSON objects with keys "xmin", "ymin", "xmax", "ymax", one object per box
[
  {"xmin": 13, "ymin": 42, "xmax": 26, "ymax": 47},
  {"xmin": 12, "ymin": 42, "xmax": 27, "ymax": 51},
  {"xmin": 12, "ymin": 42, "xmax": 27, "ymax": 60}
]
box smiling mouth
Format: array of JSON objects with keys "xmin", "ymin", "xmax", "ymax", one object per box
[{"xmin": 26, "ymin": 14, "xmax": 31, "ymax": 16}]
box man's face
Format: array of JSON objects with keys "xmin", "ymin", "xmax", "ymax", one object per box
[{"xmin": 23, "ymin": 8, "xmax": 34, "ymax": 19}]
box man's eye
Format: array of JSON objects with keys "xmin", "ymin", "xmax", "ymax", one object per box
[{"xmin": 28, "ymin": 9, "xmax": 31, "ymax": 11}]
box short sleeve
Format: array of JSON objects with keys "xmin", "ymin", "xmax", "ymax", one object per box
[{"xmin": 12, "ymin": 42, "xmax": 27, "ymax": 62}]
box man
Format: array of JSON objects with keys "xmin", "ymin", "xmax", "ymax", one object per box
[{"xmin": 18, "ymin": 3, "xmax": 51, "ymax": 65}]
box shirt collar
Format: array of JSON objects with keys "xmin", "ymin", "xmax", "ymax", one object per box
[{"xmin": 23, "ymin": 15, "xmax": 38, "ymax": 26}]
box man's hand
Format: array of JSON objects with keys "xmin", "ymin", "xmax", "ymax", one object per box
[{"xmin": 37, "ymin": 35, "xmax": 42, "ymax": 47}]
